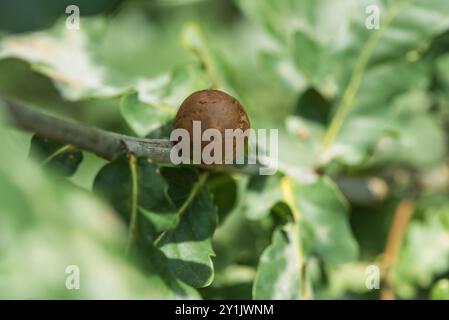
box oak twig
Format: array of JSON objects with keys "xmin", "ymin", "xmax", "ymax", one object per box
[{"xmin": 4, "ymin": 99, "xmax": 175, "ymax": 163}]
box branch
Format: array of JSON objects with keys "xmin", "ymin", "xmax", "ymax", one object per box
[
  {"xmin": 3, "ymin": 99, "xmax": 273, "ymax": 175},
  {"xmin": 2, "ymin": 99, "xmax": 390, "ymax": 204},
  {"xmin": 4, "ymin": 99, "xmax": 174, "ymax": 162},
  {"xmin": 319, "ymin": 1, "xmax": 408, "ymax": 159}
]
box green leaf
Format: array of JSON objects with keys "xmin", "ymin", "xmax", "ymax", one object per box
[
  {"xmin": 253, "ymin": 223, "xmax": 303, "ymax": 300},
  {"xmin": 156, "ymin": 168, "xmax": 217, "ymax": 288},
  {"xmin": 181, "ymin": 22, "xmax": 233, "ymax": 92},
  {"xmin": 240, "ymin": 0, "xmax": 449, "ymax": 168},
  {"xmin": 92, "ymin": 156, "xmax": 208, "ymax": 295},
  {"xmin": 0, "ymin": 1, "xmax": 117, "ymax": 33},
  {"xmin": 120, "ymin": 91, "xmax": 175, "ymax": 137},
  {"xmin": 292, "ymin": 177, "xmax": 359, "ymax": 265},
  {"xmin": 237, "ymin": 0, "xmax": 351, "ymax": 90},
  {"xmin": 426, "ymin": 30, "xmax": 449, "ymax": 59},
  {"xmin": 326, "ymin": 262, "xmax": 375, "ymax": 298},
  {"xmin": 0, "ymin": 18, "xmax": 210, "ymax": 122},
  {"xmin": 259, "ymin": 51, "xmax": 306, "ymax": 91},
  {"xmin": 120, "ymin": 63, "xmax": 211, "ymax": 137},
  {"xmin": 360, "ymin": 0, "xmax": 449, "ymax": 64},
  {"xmin": 201, "ymin": 264, "xmax": 255, "ymax": 300},
  {"xmin": 376, "ymin": 114, "xmax": 446, "ymax": 167},
  {"xmin": 212, "ymin": 184, "xmax": 274, "ymax": 271},
  {"xmin": 285, "ymin": 115, "xmax": 325, "ymax": 166},
  {"xmin": 162, "ymin": 63, "xmax": 211, "ymax": 107},
  {"xmin": 296, "ymin": 0, "xmax": 449, "ymax": 75},
  {"xmin": 29, "ymin": 134, "xmax": 83, "ymax": 177}
]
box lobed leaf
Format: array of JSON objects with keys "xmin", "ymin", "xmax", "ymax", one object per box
[
  {"xmin": 253, "ymin": 223, "xmax": 303, "ymax": 299},
  {"xmin": 156, "ymin": 168, "xmax": 217, "ymax": 288},
  {"xmin": 292, "ymin": 177, "xmax": 359, "ymax": 265},
  {"xmin": 29, "ymin": 134, "xmax": 83, "ymax": 177}
]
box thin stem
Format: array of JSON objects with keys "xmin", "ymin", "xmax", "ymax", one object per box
[
  {"xmin": 280, "ymin": 176, "xmax": 304, "ymax": 299},
  {"xmin": 320, "ymin": 1, "xmax": 408, "ymax": 159},
  {"xmin": 154, "ymin": 171, "xmax": 209, "ymax": 246},
  {"xmin": 41, "ymin": 144, "xmax": 75, "ymax": 166},
  {"xmin": 4, "ymin": 98, "xmax": 173, "ymax": 162}
]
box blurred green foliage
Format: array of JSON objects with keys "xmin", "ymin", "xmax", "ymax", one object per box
[{"xmin": 0, "ymin": 0, "xmax": 449, "ymax": 300}]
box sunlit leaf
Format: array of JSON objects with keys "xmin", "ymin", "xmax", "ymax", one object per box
[
  {"xmin": 206, "ymin": 172, "xmax": 238, "ymax": 223},
  {"xmin": 253, "ymin": 223, "xmax": 303, "ymax": 299},
  {"xmin": 292, "ymin": 31, "xmax": 320, "ymax": 80},
  {"xmin": 244, "ymin": 174, "xmax": 283, "ymax": 220},
  {"xmin": 156, "ymin": 168, "xmax": 217, "ymax": 288},
  {"xmin": 394, "ymin": 211, "xmax": 449, "ymax": 298},
  {"xmin": 93, "ymin": 155, "xmax": 179, "ymax": 237},
  {"xmin": 431, "ymin": 279, "xmax": 449, "ymax": 300},
  {"xmin": 120, "ymin": 91, "xmax": 175, "ymax": 137},
  {"xmin": 0, "ymin": 20, "xmax": 128, "ymax": 100}
]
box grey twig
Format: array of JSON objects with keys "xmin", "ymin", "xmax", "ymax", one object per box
[{"xmin": 2, "ymin": 99, "xmax": 390, "ymax": 204}]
